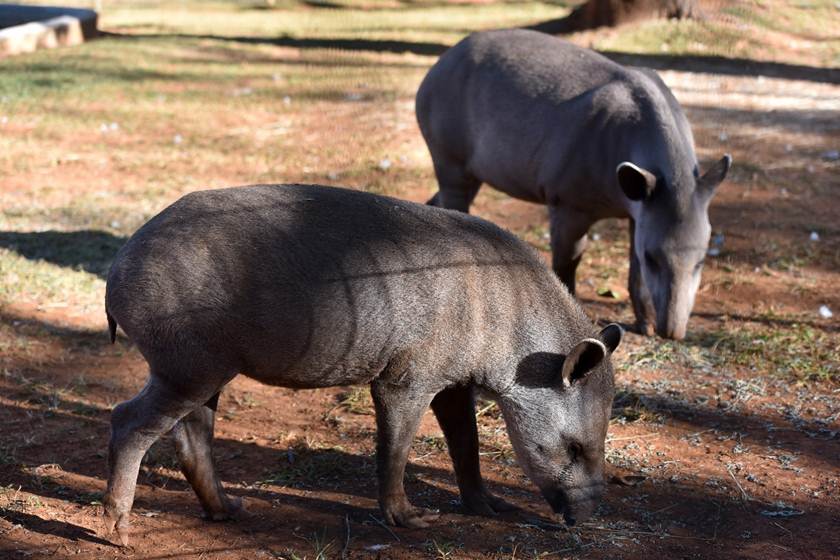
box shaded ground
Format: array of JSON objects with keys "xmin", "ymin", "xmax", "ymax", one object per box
[{"xmin": 0, "ymin": 1, "xmax": 838, "ymax": 558}]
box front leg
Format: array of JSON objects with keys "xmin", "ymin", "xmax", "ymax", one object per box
[
  {"xmin": 371, "ymin": 379, "xmax": 439, "ymax": 528},
  {"xmin": 628, "ymin": 219, "xmax": 656, "ymax": 335},
  {"xmin": 431, "ymin": 385, "xmax": 513, "ymax": 515},
  {"xmin": 548, "ymin": 207, "xmax": 594, "ymax": 295}
]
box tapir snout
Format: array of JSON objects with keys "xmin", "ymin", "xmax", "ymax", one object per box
[
  {"xmin": 650, "ymin": 262, "xmax": 700, "ymax": 341},
  {"xmin": 543, "ymin": 482, "xmax": 605, "ymax": 526}
]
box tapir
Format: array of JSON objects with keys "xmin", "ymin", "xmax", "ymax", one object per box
[
  {"xmin": 103, "ymin": 183, "xmax": 622, "ymax": 545},
  {"xmin": 416, "ymin": 28, "xmax": 731, "ymax": 340}
]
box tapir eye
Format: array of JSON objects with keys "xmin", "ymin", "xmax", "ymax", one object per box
[
  {"xmin": 568, "ymin": 442, "xmax": 583, "ymax": 462},
  {"xmin": 536, "ymin": 444, "xmax": 546, "ymax": 454}
]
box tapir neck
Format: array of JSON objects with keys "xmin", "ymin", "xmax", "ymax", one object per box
[{"xmin": 469, "ymin": 277, "xmax": 595, "ymax": 398}]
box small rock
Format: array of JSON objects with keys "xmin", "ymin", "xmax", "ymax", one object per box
[
  {"xmin": 109, "ymin": 122, "xmax": 119, "ymax": 131},
  {"xmin": 707, "ymin": 247, "xmax": 721, "ymax": 257},
  {"xmin": 591, "ymin": 232, "xmax": 601, "ymax": 241},
  {"xmin": 809, "ymin": 231, "xmax": 820, "ymax": 242},
  {"xmin": 818, "ymin": 305, "xmax": 833, "ymax": 319},
  {"xmin": 378, "ymin": 158, "xmax": 392, "ymax": 171},
  {"xmin": 345, "ymin": 92, "xmax": 363, "ymax": 101},
  {"xmin": 173, "ymin": 134, "xmax": 183, "ymax": 145},
  {"xmin": 0, "ymin": 116, "xmax": 7, "ymax": 125},
  {"xmin": 719, "ymin": 132, "xmax": 728, "ymax": 142},
  {"xmin": 327, "ymin": 171, "xmax": 339, "ymax": 181},
  {"xmin": 282, "ymin": 96, "xmax": 292, "ymax": 106},
  {"xmin": 784, "ymin": 143, "xmax": 793, "ymax": 153},
  {"xmin": 821, "ymin": 150, "xmax": 839, "ymax": 161},
  {"xmin": 110, "ymin": 221, "xmax": 121, "ymax": 229}
]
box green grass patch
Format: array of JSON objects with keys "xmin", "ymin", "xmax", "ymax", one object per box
[
  {"xmin": 622, "ymin": 322, "xmax": 838, "ymax": 384},
  {"xmin": 692, "ymin": 325, "xmax": 839, "ymax": 383}
]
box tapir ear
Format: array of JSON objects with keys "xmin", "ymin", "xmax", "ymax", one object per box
[
  {"xmin": 599, "ymin": 323, "xmax": 623, "ymax": 353},
  {"xmin": 617, "ymin": 162, "xmax": 657, "ymax": 201},
  {"xmin": 560, "ymin": 338, "xmax": 607, "ymax": 388},
  {"xmin": 697, "ymin": 154, "xmax": 732, "ymax": 198}
]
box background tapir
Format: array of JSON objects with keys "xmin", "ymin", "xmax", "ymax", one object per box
[
  {"xmin": 416, "ymin": 28, "xmax": 731, "ymax": 340},
  {"xmin": 103, "ymin": 183, "xmax": 622, "ymax": 545}
]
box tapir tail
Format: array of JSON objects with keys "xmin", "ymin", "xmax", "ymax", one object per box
[{"xmin": 106, "ymin": 310, "xmax": 117, "ymax": 344}]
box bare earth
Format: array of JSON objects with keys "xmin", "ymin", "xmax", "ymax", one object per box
[{"xmin": 1, "ymin": 26, "xmax": 839, "ymax": 560}]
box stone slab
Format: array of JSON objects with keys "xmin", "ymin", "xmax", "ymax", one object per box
[{"xmin": 0, "ymin": 4, "xmax": 97, "ymax": 57}]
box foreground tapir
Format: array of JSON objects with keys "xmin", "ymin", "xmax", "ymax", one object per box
[
  {"xmin": 416, "ymin": 29, "xmax": 731, "ymax": 340},
  {"xmin": 103, "ymin": 183, "xmax": 622, "ymax": 545}
]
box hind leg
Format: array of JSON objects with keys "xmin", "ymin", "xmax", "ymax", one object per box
[
  {"xmin": 172, "ymin": 392, "xmax": 242, "ymax": 521},
  {"xmin": 103, "ymin": 375, "xmax": 218, "ymax": 546},
  {"xmin": 427, "ymin": 157, "xmax": 481, "ymax": 213}
]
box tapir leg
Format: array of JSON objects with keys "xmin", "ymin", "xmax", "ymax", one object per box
[
  {"xmin": 548, "ymin": 207, "xmax": 593, "ymax": 294},
  {"xmin": 172, "ymin": 393, "xmax": 242, "ymax": 521},
  {"xmin": 427, "ymin": 157, "xmax": 481, "ymax": 213},
  {"xmin": 103, "ymin": 374, "xmax": 220, "ymax": 546},
  {"xmin": 431, "ymin": 385, "xmax": 514, "ymax": 515},
  {"xmin": 628, "ymin": 219, "xmax": 656, "ymax": 335},
  {"xmin": 370, "ymin": 379, "xmax": 439, "ymax": 528}
]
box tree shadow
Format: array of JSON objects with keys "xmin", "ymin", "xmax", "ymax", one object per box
[
  {"xmin": 684, "ymin": 104, "xmax": 840, "ymax": 135},
  {"xmin": 521, "ymin": 16, "xmax": 840, "ymax": 85},
  {"xmin": 102, "ymin": 28, "xmax": 840, "ymax": 85},
  {"xmin": 600, "ymin": 51, "xmax": 839, "ymax": 85},
  {"xmin": 0, "ymin": 230, "xmax": 126, "ymax": 280},
  {"xmin": 104, "ymin": 31, "xmax": 450, "ymax": 57}
]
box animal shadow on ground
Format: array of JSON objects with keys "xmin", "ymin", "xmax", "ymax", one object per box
[
  {"xmin": 0, "ymin": 510, "xmax": 114, "ymax": 547},
  {"xmin": 0, "ymin": 230, "xmax": 127, "ymax": 280}
]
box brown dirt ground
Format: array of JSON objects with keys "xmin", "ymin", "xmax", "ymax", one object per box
[{"xmin": 2, "ymin": 26, "xmax": 839, "ymax": 560}]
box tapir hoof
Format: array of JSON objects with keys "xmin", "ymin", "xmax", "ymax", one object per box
[
  {"xmin": 203, "ymin": 495, "xmax": 246, "ymax": 521},
  {"xmin": 463, "ymin": 491, "xmax": 516, "ymax": 516},
  {"xmin": 103, "ymin": 509, "xmax": 131, "ymax": 547},
  {"xmin": 103, "ymin": 494, "xmax": 132, "ymax": 547},
  {"xmin": 635, "ymin": 320, "xmax": 654, "ymax": 337},
  {"xmin": 383, "ymin": 504, "xmax": 440, "ymax": 528}
]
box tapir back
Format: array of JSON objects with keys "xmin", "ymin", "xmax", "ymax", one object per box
[
  {"xmin": 106, "ymin": 184, "xmax": 587, "ymax": 389},
  {"xmin": 416, "ymin": 29, "xmax": 698, "ymax": 211}
]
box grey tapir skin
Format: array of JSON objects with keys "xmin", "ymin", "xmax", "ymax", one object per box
[
  {"xmin": 102, "ymin": 183, "xmax": 623, "ymax": 545},
  {"xmin": 416, "ymin": 28, "xmax": 731, "ymax": 340}
]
